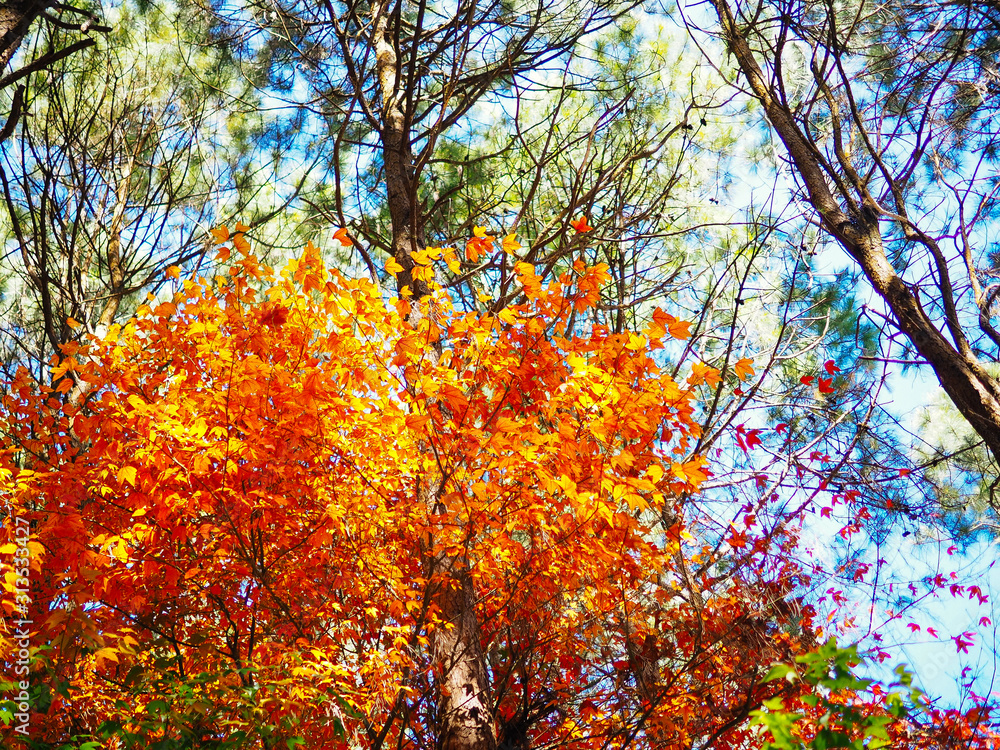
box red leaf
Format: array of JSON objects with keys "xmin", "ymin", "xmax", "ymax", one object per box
[
  {"xmin": 818, "ymin": 377, "xmax": 834, "ymax": 394},
  {"xmin": 907, "ymin": 623, "xmax": 921, "ymax": 633},
  {"xmin": 954, "ymin": 634, "xmax": 974, "ymax": 654},
  {"xmin": 260, "ymin": 305, "xmax": 289, "ymax": 328},
  {"xmin": 800, "ymin": 375, "xmax": 814, "ymax": 385},
  {"xmin": 824, "ymin": 359, "xmax": 840, "ymax": 374}
]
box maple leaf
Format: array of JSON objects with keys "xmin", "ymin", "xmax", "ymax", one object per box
[
  {"xmin": 333, "ymin": 227, "xmax": 353, "ymax": 246},
  {"xmin": 688, "ymin": 361, "xmax": 720, "ymax": 387},
  {"xmin": 502, "ymin": 233, "xmax": 520, "ymax": 255},
  {"xmin": 818, "ymin": 376, "xmax": 834, "ymax": 394},
  {"xmin": 824, "ymin": 359, "xmax": 841, "ymax": 375},
  {"xmin": 406, "ymin": 414, "xmax": 431, "ymax": 430},
  {"xmin": 728, "ymin": 526, "xmax": 748, "ymax": 549},
  {"xmin": 260, "ymin": 305, "xmax": 289, "ymax": 328},
  {"xmin": 734, "ymin": 357, "xmax": 755, "ymax": 381},
  {"xmin": 734, "ymin": 424, "xmax": 762, "ymax": 453},
  {"xmin": 570, "ymin": 215, "xmax": 593, "ymax": 232},
  {"xmin": 667, "ymin": 317, "xmax": 692, "ymax": 339},
  {"xmin": 907, "ymin": 623, "xmax": 921, "ymax": 632},
  {"xmin": 466, "ymin": 226, "xmax": 495, "ymax": 261}
]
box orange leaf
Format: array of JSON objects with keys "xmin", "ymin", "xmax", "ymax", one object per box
[
  {"xmin": 688, "ymin": 361, "xmax": 720, "ymax": 387},
  {"xmin": 734, "ymin": 357, "xmax": 755, "ymax": 382},
  {"xmin": 570, "ymin": 215, "xmax": 593, "ymax": 232},
  {"xmin": 333, "ymin": 227, "xmax": 353, "ymax": 247},
  {"xmin": 405, "ymin": 414, "xmax": 431, "ymax": 430},
  {"xmin": 646, "ymin": 308, "xmax": 691, "ymax": 340},
  {"xmin": 668, "ymin": 318, "xmax": 692, "ymax": 340}
]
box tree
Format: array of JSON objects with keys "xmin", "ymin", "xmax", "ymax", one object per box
[
  {"xmin": 0, "ymin": 0, "xmax": 325, "ymax": 390},
  {"xmin": 699, "ymin": 0, "xmax": 1000, "ymax": 473},
  {"xmin": 5, "ymin": 228, "xmax": 986, "ymax": 748},
  {"xmin": 0, "ymin": 0, "xmax": 110, "ymax": 138}
]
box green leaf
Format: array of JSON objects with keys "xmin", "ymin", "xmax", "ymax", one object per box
[{"xmin": 764, "ymin": 663, "xmax": 797, "ymax": 682}]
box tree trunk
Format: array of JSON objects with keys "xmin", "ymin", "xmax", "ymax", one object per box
[
  {"xmin": 709, "ymin": 0, "xmax": 1000, "ymax": 463},
  {"xmin": 429, "ymin": 551, "xmax": 496, "ymax": 750},
  {"xmin": 0, "ymin": 0, "xmax": 47, "ymax": 71},
  {"xmin": 374, "ymin": 5, "xmax": 497, "ymax": 748}
]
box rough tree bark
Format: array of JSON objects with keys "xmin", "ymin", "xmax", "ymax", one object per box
[
  {"xmin": 0, "ymin": 0, "xmax": 48, "ymax": 71},
  {"xmin": 373, "ymin": 3, "xmax": 497, "ymax": 748},
  {"xmin": 708, "ymin": 0, "xmax": 1000, "ymax": 464}
]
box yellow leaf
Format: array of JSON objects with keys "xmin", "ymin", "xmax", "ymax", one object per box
[
  {"xmin": 502, "ymin": 233, "xmax": 521, "ymax": 255},
  {"xmin": 93, "ymin": 647, "xmax": 120, "ymax": 666},
  {"xmin": 210, "ymin": 226, "xmax": 230, "ymax": 243},
  {"xmin": 118, "ymin": 466, "xmax": 137, "ymax": 487},
  {"xmin": 386, "ymin": 257, "xmax": 404, "ymax": 275},
  {"xmin": 672, "ymin": 457, "xmax": 709, "ymax": 488},
  {"xmin": 625, "ymin": 333, "xmax": 646, "ymax": 351}
]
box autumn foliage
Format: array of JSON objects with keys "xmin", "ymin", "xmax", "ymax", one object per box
[{"xmin": 0, "ymin": 228, "xmax": 995, "ymax": 748}]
